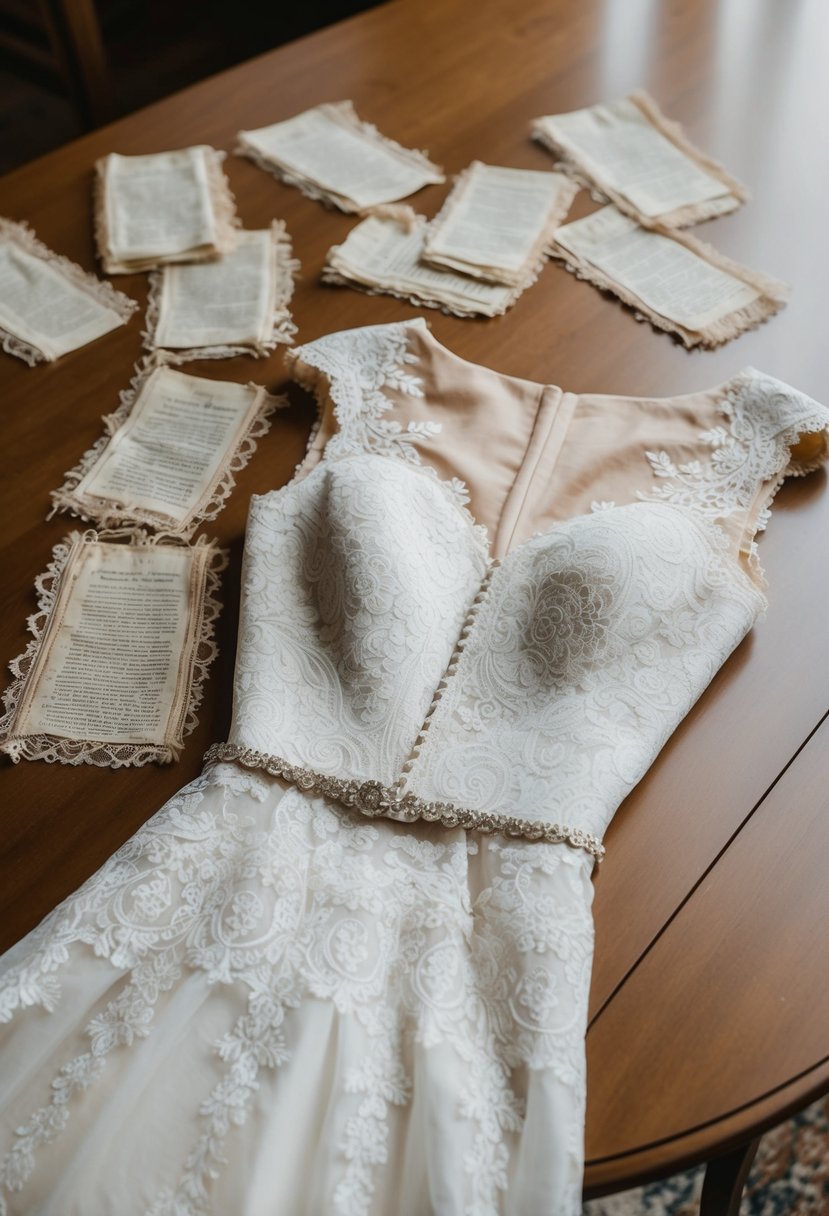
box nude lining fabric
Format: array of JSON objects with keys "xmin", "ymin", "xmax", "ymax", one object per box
[{"xmin": 296, "ymin": 318, "xmax": 803, "ymax": 566}]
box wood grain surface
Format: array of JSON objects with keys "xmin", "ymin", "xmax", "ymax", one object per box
[{"xmin": 1, "ymin": 0, "xmax": 827, "ymax": 1197}]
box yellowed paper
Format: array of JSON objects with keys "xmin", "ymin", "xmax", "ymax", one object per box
[
  {"xmin": 550, "ymin": 205, "xmax": 787, "ymax": 347},
  {"xmin": 237, "ymin": 102, "xmax": 444, "ymax": 212},
  {"xmin": 95, "ymin": 147, "xmax": 239, "ymax": 273},
  {"xmin": 324, "ymin": 212, "xmax": 519, "ymax": 317},
  {"xmin": 52, "ymin": 365, "xmax": 278, "ymax": 535},
  {"xmin": 0, "ymin": 535, "xmax": 223, "ymax": 766},
  {"xmin": 533, "ymin": 92, "xmax": 747, "ymax": 227},
  {"xmin": 146, "ymin": 223, "xmax": 298, "ymax": 358},
  {"xmin": 0, "ymin": 218, "xmax": 137, "ymax": 364},
  {"xmin": 423, "ymin": 162, "xmax": 577, "ymax": 285}
]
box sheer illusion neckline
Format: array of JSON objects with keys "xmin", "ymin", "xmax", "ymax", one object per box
[{"xmin": 284, "ymin": 313, "xmax": 773, "ymax": 578}]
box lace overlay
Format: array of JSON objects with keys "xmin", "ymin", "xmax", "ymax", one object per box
[
  {"xmin": 0, "ymin": 766, "xmax": 593, "ymax": 1216},
  {"xmin": 642, "ymin": 369, "xmax": 829, "ymax": 580},
  {"xmin": 230, "ymin": 456, "xmax": 487, "ymax": 783},
  {"xmin": 406, "ymin": 502, "xmax": 763, "ymax": 840},
  {"xmin": 2, "ymin": 321, "xmax": 828, "ymax": 1213},
  {"xmin": 284, "ymin": 319, "xmax": 486, "ymax": 530}
]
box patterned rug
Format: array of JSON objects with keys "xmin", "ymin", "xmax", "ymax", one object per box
[{"xmin": 583, "ymin": 1094, "xmax": 829, "ymax": 1215}]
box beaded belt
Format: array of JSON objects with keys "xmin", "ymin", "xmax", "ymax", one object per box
[{"xmin": 203, "ymin": 742, "xmax": 606, "ymax": 862}]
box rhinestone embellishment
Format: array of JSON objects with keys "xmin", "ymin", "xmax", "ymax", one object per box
[{"xmin": 203, "ymin": 742, "xmax": 606, "ymax": 862}]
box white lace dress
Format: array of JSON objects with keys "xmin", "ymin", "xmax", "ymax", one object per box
[{"xmin": 1, "ymin": 319, "xmax": 826, "ymax": 1216}]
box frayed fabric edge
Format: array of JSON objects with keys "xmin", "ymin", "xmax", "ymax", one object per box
[
  {"xmin": 421, "ymin": 163, "xmax": 579, "ymax": 289},
  {"xmin": 0, "ymin": 534, "xmax": 227, "ymax": 767},
  {"xmin": 142, "ymin": 220, "xmax": 300, "ymax": 360},
  {"xmin": 94, "ymin": 148, "xmax": 240, "ymax": 273},
  {"xmin": 0, "ymin": 217, "xmax": 138, "ymax": 364},
  {"xmin": 49, "ymin": 357, "xmax": 287, "ymax": 536},
  {"xmin": 549, "ymin": 223, "xmax": 789, "ymax": 348},
  {"xmin": 532, "ymin": 88, "xmax": 749, "ymax": 229}
]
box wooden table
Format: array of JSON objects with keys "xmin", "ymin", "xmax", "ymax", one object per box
[{"xmin": 2, "ymin": 0, "xmax": 828, "ymax": 1209}]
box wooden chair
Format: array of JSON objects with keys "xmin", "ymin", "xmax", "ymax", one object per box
[{"xmin": 0, "ymin": 0, "xmax": 114, "ymax": 127}]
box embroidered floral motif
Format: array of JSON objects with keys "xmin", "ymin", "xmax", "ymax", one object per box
[
  {"xmin": 3, "ymin": 329, "xmax": 828, "ymax": 1216},
  {"xmin": 642, "ymin": 371, "xmax": 828, "ymax": 532},
  {"xmin": 522, "ymin": 556, "xmax": 617, "ymax": 686},
  {"xmin": 0, "ymin": 768, "xmax": 594, "ymax": 1215},
  {"xmin": 287, "ymin": 321, "xmax": 436, "ymax": 464},
  {"xmin": 406, "ymin": 503, "xmax": 764, "ymax": 841},
  {"xmin": 285, "ymin": 320, "xmax": 485, "ymax": 532}
]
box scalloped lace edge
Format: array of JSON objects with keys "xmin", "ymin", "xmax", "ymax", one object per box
[
  {"xmin": 532, "ymin": 90, "xmax": 749, "ymax": 229},
  {"xmin": 421, "ymin": 164, "xmax": 579, "ymax": 290},
  {"xmin": 49, "ymin": 356, "xmax": 287, "ymax": 537},
  {"xmin": 94, "ymin": 148, "xmax": 240, "ymax": 273},
  {"xmin": 549, "ymin": 224, "xmax": 789, "ymax": 349},
  {"xmin": 0, "ymin": 218, "xmax": 138, "ymax": 364},
  {"xmin": 237, "ymin": 100, "xmax": 444, "ymax": 214},
  {"xmin": 0, "ymin": 533, "xmax": 227, "ymax": 767},
  {"xmin": 142, "ymin": 220, "xmax": 300, "ymax": 360},
  {"xmin": 639, "ymin": 371, "xmax": 829, "ymax": 594}
]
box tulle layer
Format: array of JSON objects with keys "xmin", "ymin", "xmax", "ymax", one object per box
[{"xmin": 0, "ymin": 764, "xmax": 594, "ymax": 1216}]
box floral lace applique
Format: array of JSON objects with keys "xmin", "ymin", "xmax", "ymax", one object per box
[
  {"xmin": 642, "ymin": 371, "xmax": 829, "ymax": 542},
  {"xmin": 285, "ymin": 321, "xmax": 484, "ymax": 528},
  {"xmin": 0, "ymin": 768, "xmax": 593, "ymax": 1216}
]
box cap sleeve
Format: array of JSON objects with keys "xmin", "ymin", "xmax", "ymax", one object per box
[
  {"xmin": 283, "ymin": 318, "xmax": 441, "ymax": 477},
  {"xmin": 643, "ymin": 369, "xmax": 829, "ymax": 576}
]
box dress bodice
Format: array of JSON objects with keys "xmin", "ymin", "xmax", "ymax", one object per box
[{"xmin": 220, "ymin": 319, "xmax": 828, "ymax": 853}]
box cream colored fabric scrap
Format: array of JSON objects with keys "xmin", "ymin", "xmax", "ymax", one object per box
[
  {"xmin": 533, "ymin": 91, "xmax": 748, "ymax": 227},
  {"xmin": 144, "ymin": 222, "xmax": 299, "ymax": 360},
  {"xmin": 550, "ymin": 205, "xmax": 787, "ymax": 348},
  {"xmin": 94, "ymin": 146, "xmax": 239, "ymax": 274},
  {"xmin": 323, "ymin": 210, "xmax": 520, "ymax": 317},
  {"xmin": 237, "ymin": 101, "xmax": 444, "ymax": 212},
  {"xmin": 423, "ymin": 161, "xmax": 577, "ymax": 286},
  {"xmin": 50, "ymin": 361, "xmax": 284, "ymax": 537},
  {"xmin": 0, "ymin": 218, "xmax": 138, "ymax": 364},
  {"xmin": 0, "ymin": 533, "xmax": 225, "ymax": 767}
]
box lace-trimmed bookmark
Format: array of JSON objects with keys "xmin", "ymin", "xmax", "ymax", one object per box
[
  {"xmin": 237, "ymin": 101, "xmax": 444, "ymax": 213},
  {"xmin": 0, "ymin": 532, "xmax": 226, "ymax": 767},
  {"xmin": 423, "ymin": 161, "xmax": 578, "ymax": 287},
  {"xmin": 94, "ymin": 146, "xmax": 240, "ymax": 274},
  {"xmin": 0, "ymin": 218, "xmax": 138, "ymax": 365},
  {"xmin": 549, "ymin": 205, "xmax": 788, "ymax": 348},
  {"xmin": 532, "ymin": 91, "xmax": 748, "ymax": 228},
  {"xmin": 50, "ymin": 359, "xmax": 285, "ymax": 537},
  {"xmin": 143, "ymin": 222, "xmax": 299, "ymax": 360},
  {"xmin": 323, "ymin": 209, "xmax": 521, "ymax": 317}
]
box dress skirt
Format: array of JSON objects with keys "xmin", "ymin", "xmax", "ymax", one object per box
[{"xmin": 0, "ymin": 762, "xmax": 594, "ymax": 1216}]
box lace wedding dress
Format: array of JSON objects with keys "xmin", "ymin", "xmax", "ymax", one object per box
[{"xmin": 1, "ymin": 318, "xmax": 826, "ymax": 1216}]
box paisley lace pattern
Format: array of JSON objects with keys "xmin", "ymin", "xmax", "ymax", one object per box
[
  {"xmin": 0, "ymin": 765, "xmax": 594, "ymax": 1215},
  {"xmin": 3, "ymin": 324, "xmax": 828, "ymax": 1215},
  {"xmin": 406, "ymin": 502, "xmax": 764, "ymax": 840},
  {"xmin": 230, "ymin": 456, "xmax": 487, "ymax": 784}
]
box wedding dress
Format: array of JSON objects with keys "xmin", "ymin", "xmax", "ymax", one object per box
[{"xmin": 0, "ymin": 317, "xmax": 826, "ymax": 1216}]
